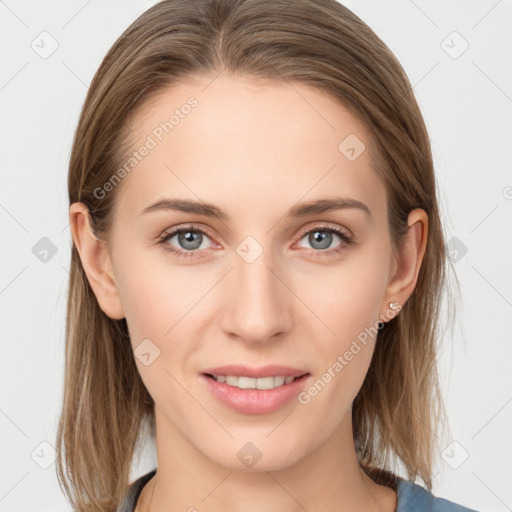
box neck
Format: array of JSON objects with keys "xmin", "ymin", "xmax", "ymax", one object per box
[{"xmin": 138, "ymin": 408, "xmax": 397, "ymax": 512}]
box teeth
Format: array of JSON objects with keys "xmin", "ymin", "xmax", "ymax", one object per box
[{"xmin": 212, "ymin": 375, "xmax": 297, "ymax": 389}]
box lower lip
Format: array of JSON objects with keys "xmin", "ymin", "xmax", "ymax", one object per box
[{"xmin": 200, "ymin": 374, "xmax": 310, "ymax": 415}]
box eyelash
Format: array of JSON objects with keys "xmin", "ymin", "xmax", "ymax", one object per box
[{"xmin": 157, "ymin": 222, "xmax": 353, "ymax": 259}]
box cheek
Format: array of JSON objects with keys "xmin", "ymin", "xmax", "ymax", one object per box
[
  {"xmin": 114, "ymin": 250, "xmax": 210, "ymax": 381},
  {"xmin": 114, "ymin": 257, "xmax": 198, "ymax": 406},
  {"xmin": 300, "ymin": 251, "xmax": 390, "ymax": 342},
  {"xmin": 294, "ymin": 247, "xmax": 390, "ymax": 404},
  {"xmin": 115, "ymin": 249, "xmax": 193, "ymax": 340}
]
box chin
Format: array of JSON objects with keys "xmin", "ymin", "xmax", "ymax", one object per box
[{"xmin": 197, "ymin": 435, "xmax": 308, "ymax": 473}]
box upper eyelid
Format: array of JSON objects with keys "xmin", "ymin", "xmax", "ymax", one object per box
[
  {"xmin": 295, "ymin": 222, "xmax": 352, "ymax": 239},
  {"xmin": 162, "ymin": 223, "xmax": 215, "ymax": 238}
]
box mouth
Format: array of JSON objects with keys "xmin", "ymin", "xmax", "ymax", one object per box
[
  {"xmin": 203, "ymin": 373, "xmax": 306, "ymax": 390},
  {"xmin": 199, "ymin": 365, "xmax": 311, "ymax": 415}
]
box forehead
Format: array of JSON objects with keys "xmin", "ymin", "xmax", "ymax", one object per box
[{"xmin": 113, "ymin": 73, "xmax": 386, "ymax": 223}]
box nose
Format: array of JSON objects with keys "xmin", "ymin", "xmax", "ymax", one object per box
[{"xmin": 219, "ymin": 247, "xmax": 293, "ymax": 345}]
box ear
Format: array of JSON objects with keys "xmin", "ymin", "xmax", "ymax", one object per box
[
  {"xmin": 69, "ymin": 202, "xmax": 125, "ymax": 320},
  {"xmin": 380, "ymin": 208, "xmax": 428, "ymax": 319}
]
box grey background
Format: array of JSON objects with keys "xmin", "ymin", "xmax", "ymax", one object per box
[{"xmin": 1, "ymin": 0, "xmax": 511, "ymax": 510}]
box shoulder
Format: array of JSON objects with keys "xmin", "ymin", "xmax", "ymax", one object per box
[
  {"xmin": 396, "ymin": 478, "xmax": 481, "ymax": 512},
  {"xmin": 118, "ymin": 471, "xmax": 482, "ymax": 512},
  {"xmin": 116, "ymin": 468, "xmax": 157, "ymax": 512}
]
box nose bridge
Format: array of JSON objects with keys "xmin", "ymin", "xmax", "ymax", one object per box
[{"xmin": 221, "ymin": 238, "xmax": 291, "ymax": 343}]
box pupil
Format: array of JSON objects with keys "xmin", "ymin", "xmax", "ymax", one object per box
[
  {"xmin": 179, "ymin": 231, "xmax": 202, "ymax": 250},
  {"xmin": 310, "ymin": 230, "xmax": 332, "ymax": 250}
]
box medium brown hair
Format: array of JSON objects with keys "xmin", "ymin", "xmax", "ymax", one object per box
[{"xmin": 56, "ymin": 0, "xmax": 458, "ymax": 509}]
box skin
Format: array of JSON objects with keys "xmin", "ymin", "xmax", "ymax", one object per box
[{"xmin": 69, "ymin": 73, "xmax": 427, "ymax": 512}]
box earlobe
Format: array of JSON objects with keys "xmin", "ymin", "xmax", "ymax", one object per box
[
  {"xmin": 69, "ymin": 202, "xmax": 125, "ymax": 320},
  {"xmin": 381, "ymin": 208, "xmax": 428, "ymax": 315}
]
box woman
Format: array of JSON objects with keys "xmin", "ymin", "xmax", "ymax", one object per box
[{"xmin": 56, "ymin": 1, "xmax": 479, "ymax": 511}]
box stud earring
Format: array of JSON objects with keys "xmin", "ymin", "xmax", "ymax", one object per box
[{"xmin": 389, "ymin": 302, "xmax": 400, "ymax": 310}]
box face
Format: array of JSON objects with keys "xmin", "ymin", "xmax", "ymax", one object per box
[{"xmin": 91, "ymin": 74, "xmax": 407, "ymax": 471}]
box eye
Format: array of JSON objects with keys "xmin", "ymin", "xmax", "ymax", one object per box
[
  {"xmin": 295, "ymin": 223, "xmax": 353, "ymax": 255},
  {"xmin": 157, "ymin": 222, "xmax": 353, "ymax": 259},
  {"xmin": 157, "ymin": 224, "xmax": 215, "ymax": 258}
]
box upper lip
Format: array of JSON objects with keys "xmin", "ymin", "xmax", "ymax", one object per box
[{"xmin": 201, "ymin": 364, "xmax": 309, "ymax": 379}]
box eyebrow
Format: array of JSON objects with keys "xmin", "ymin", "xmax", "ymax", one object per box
[{"xmin": 140, "ymin": 196, "xmax": 371, "ymax": 220}]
